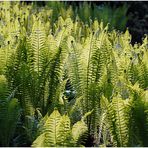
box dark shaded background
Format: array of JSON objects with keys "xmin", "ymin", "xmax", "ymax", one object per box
[
  {"xmin": 69, "ymin": 1, "xmax": 148, "ymax": 44},
  {"xmin": 106, "ymin": 1, "xmax": 148, "ymax": 44}
]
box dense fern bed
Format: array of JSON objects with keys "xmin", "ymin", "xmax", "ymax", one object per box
[{"xmin": 0, "ymin": 1, "xmax": 148, "ymax": 147}]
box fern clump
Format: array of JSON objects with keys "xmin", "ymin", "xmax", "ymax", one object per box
[
  {"xmin": 0, "ymin": 75, "xmax": 20, "ymax": 146},
  {"xmin": 0, "ymin": 1, "xmax": 148, "ymax": 147},
  {"xmin": 32, "ymin": 109, "xmax": 88, "ymax": 147}
]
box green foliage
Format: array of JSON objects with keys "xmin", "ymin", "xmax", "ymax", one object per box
[
  {"xmin": 127, "ymin": 84, "xmax": 148, "ymax": 146},
  {"xmin": 0, "ymin": 75, "xmax": 20, "ymax": 146},
  {"xmin": 32, "ymin": 109, "xmax": 88, "ymax": 147},
  {"xmin": 0, "ymin": 1, "xmax": 148, "ymax": 147},
  {"xmin": 95, "ymin": 4, "xmax": 129, "ymax": 31},
  {"xmin": 45, "ymin": 1, "xmax": 129, "ymax": 31},
  {"xmin": 106, "ymin": 97, "xmax": 130, "ymax": 146}
]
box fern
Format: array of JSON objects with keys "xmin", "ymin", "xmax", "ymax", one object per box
[
  {"xmin": 72, "ymin": 120, "xmax": 88, "ymax": 146},
  {"xmin": 106, "ymin": 97, "xmax": 130, "ymax": 147},
  {"xmin": 66, "ymin": 25, "xmax": 114, "ymax": 144},
  {"xmin": 32, "ymin": 109, "xmax": 88, "ymax": 147},
  {"xmin": 46, "ymin": 22, "xmax": 71, "ymax": 113},
  {"xmin": 0, "ymin": 2, "xmax": 148, "ymax": 147},
  {"xmin": 0, "ymin": 75, "xmax": 20, "ymax": 146},
  {"xmin": 127, "ymin": 84, "xmax": 148, "ymax": 146}
]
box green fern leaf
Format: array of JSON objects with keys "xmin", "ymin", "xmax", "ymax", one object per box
[
  {"xmin": 107, "ymin": 97, "xmax": 129, "ymax": 146},
  {"xmin": 72, "ymin": 120, "xmax": 88, "ymax": 145}
]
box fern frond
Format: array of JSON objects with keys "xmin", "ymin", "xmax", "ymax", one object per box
[
  {"xmin": 127, "ymin": 85, "xmax": 148, "ymax": 146},
  {"xmin": 107, "ymin": 97, "xmax": 129, "ymax": 147},
  {"xmin": 47, "ymin": 35, "xmax": 69, "ymax": 112},
  {"xmin": 0, "ymin": 75, "xmax": 20, "ymax": 146},
  {"xmin": 32, "ymin": 133, "xmax": 46, "ymax": 147},
  {"xmin": 57, "ymin": 114, "xmax": 72, "ymax": 146},
  {"xmin": 67, "ymin": 39, "xmax": 86, "ymax": 98},
  {"xmin": 138, "ymin": 62, "xmax": 148, "ymax": 90},
  {"xmin": 32, "ymin": 109, "xmax": 88, "ymax": 147},
  {"xmin": 72, "ymin": 120, "xmax": 88, "ymax": 146},
  {"xmin": 27, "ymin": 18, "xmax": 48, "ymax": 75},
  {"xmin": 43, "ymin": 109, "xmax": 61, "ymax": 147}
]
